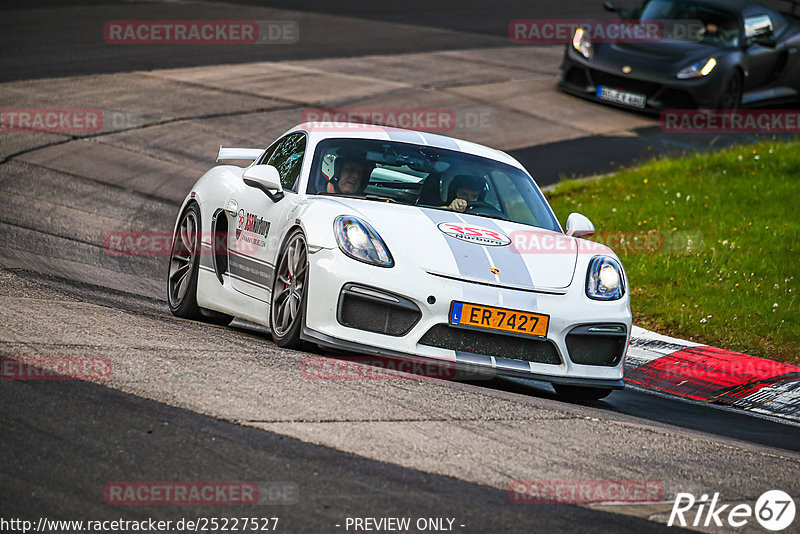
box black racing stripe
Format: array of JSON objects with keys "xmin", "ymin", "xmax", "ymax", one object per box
[
  {"xmin": 228, "ymin": 272, "xmax": 272, "ymax": 292},
  {"xmin": 229, "ymin": 249, "xmax": 274, "ymax": 268},
  {"xmin": 229, "ymin": 253, "xmax": 274, "ymax": 290}
]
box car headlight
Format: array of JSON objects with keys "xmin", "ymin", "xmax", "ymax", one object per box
[
  {"xmin": 572, "ymin": 27, "xmax": 593, "ymax": 59},
  {"xmin": 676, "ymin": 57, "xmax": 716, "ymax": 79},
  {"xmin": 334, "ymin": 216, "xmax": 394, "ymax": 267},
  {"xmin": 586, "ymin": 256, "xmax": 625, "ymax": 300}
]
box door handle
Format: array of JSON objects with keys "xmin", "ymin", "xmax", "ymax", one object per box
[{"xmin": 225, "ymin": 198, "xmax": 239, "ymax": 216}]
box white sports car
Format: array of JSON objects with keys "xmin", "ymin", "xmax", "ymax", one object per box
[{"xmin": 168, "ymin": 122, "xmax": 631, "ymax": 399}]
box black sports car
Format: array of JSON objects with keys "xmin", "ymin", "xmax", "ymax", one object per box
[{"xmin": 558, "ymin": 0, "xmax": 800, "ymax": 111}]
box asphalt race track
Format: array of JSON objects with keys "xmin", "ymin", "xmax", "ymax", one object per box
[{"xmin": 2, "ymin": 1, "xmax": 799, "ymax": 532}]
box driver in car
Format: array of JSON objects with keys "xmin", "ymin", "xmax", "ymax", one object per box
[
  {"xmin": 327, "ymin": 154, "xmax": 373, "ymax": 195},
  {"xmin": 443, "ymin": 174, "xmax": 488, "ymax": 212}
]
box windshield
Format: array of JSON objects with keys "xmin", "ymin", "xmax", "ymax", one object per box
[
  {"xmin": 307, "ymin": 138, "xmax": 561, "ymax": 232},
  {"xmin": 638, "ymin": 0, "xmax": 740, "ymax": 46}
]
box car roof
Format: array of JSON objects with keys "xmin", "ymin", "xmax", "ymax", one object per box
[{"xmin": 282, "ymin": 122, "xmax": 529, "ymax": 173}]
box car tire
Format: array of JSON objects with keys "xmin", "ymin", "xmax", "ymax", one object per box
[
  {"xmin": 553, "ymin": 384, "xmax": 613, "ymax": 400},
  {"xmin": 270, "ymin": 229, "xmax": 309, "ymax": 349},
  {"xmin": 716, "ymin": 71, "xmax": 743, "ymax": 110},
  {"xmin": 167, "ymin": 203, "xmax": 233, "ymax": 326}
]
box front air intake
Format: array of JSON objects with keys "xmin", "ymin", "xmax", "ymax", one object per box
[
  {"xmin": 337, "ymin": 284, "xmax": 421, "ymax": 337},
  {"xmin": 565, "ymin": 324, "xmax": 628, "ymax": 366},
  {"xmin": 418, "ymin": 324, "xmax": 561, "ymax": 364}
]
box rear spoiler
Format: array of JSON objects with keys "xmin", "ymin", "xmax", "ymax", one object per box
[{"xmin": 216, "ymin": 146, "xmax": 264, "ymax": 162}]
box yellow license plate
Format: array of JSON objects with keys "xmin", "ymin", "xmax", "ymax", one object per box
[{"xmin": 449, "ymin": 302, "xmax": 549, "ymax": 338}]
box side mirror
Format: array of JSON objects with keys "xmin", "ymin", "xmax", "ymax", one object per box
[
  {"xmin": 566, "ymin": 212, "xmax": 595, "ymax": 238},
  {"xmin": 243, "ymin": 165, "xmax": 284, "ymax": 202},
  {"xmin": 753, "ymin": 34, "xmax": 777, "ymax": 48},
  {"xmin": 603, "ymin": 0, "xmax": 617, "ymax": 12},
  {"xmin": 744, "ymin": 14, "xmax": 774, "ymax": 46}
]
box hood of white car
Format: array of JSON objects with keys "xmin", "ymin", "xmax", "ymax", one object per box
[{"xmin": 323, "ymin": 198, "xmax": 579, "ymax": 291}]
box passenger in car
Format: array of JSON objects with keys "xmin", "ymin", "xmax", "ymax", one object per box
[
  {"xmin": 327, "ymin": 154, "xmax": 373, "ymax": 195},
  {"xmin": 442, "ymin": 175, "xmax": 488, "ymax": 212}
]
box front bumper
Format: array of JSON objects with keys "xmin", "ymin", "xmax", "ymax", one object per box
[
  {"xmin": 302, "ymin": 247, "xmax": 631, "ymax": 389},
  {"xmin": 558, "ymin": 47, "xmax": 723, "ymax": 112}
]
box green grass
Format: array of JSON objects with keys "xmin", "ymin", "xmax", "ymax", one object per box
[{"xmin": 544, "ymin": 139, "xmax": 800, "ymax": 364}]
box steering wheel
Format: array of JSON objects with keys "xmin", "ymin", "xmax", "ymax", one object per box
[{"xmin": 465, "ymin": 200, "xmax": 505, "ymax": 217}]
